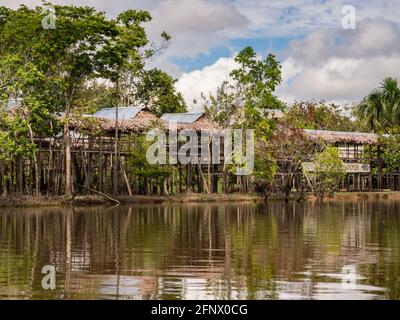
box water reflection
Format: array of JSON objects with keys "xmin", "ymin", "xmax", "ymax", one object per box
[{"xmin": 0, "ymin": 201, "xmax": 400, "ymax": 300}]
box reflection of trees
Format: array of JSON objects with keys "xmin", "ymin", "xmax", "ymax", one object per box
[{"xmin": 1, "ymin": 201, "xmax": 400, "ymax": 299}]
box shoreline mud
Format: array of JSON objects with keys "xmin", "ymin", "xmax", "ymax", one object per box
[{"xmin": 1, "ymin": 191, "xmax": 400, "ymax": 208}]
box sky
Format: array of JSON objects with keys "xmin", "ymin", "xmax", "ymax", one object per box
[{"xmin": 2, "ymin": 0, "xmax": 400, "ymax": 111}]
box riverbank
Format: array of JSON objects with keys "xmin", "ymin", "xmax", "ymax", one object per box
[
  {"xmin": 2, "ymin": 191, "xmax": 400, "ymax": 207},
  {"xmin": 0, "ymin": 195, "xmax": 66, "ymax": 208},
  {"xmin": 72, "ymin": 193, "xmax": 266, "ymax": 206},
  {"xmin": 0, "ymin": 194, "xmax": 265, "ymax": 207}
]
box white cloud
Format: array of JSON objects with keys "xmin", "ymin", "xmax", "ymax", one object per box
[
  {"xmin": 278, "ymin": 56, "xmax": 400, "ymax": 103},
  {"xmin": 145, "ymin": 0, "xmax": 248, "ymax": 76},
  {"xmin": 1, "ymin": 0, "xmax": 248, "ymax": 59},
  {"xmin": 233, "ymin": 0, "xmax": 400, "ymax": 38},
  {"xmin": 278, "ymin": 18, "xmax": 400, "ymax": 104},
  {"xmin": 4, "ymin": 1, "xmax": 400, "ymax": 106},
  {"xmin": 175, "ymin": 17, "xmax": 400, "ymax": 110},
  {"xmin": 175, "ymin": 57, "xmax": 238, "ymax": 112}
]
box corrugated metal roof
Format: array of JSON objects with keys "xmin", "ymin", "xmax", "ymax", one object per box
[
  {"xmin": 161, "ymin": 112, "xmax": 204, "ymax": 123},
  {"xmin": 93, "ymin": 106, "xmax": 145, "ymax": 120}
]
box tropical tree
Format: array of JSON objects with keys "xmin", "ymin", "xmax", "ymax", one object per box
[
  {"xmin": 0, "ymin": 4, "xmax": 185, "ymax": 197},
  {"xmin": 270, "ymin": 123, "xmax": 318, "ymax": 201},
  {"xmin": 380, "ymin": 126, "xmax": 400, "ymax": 174},
  {"xmin": 311, "ymin": 146, "xmax": 346, "ymax": 200},
  {"xmin": 203, "ymin": 46, "xmax": 284, "ymax": 133},
  {"xmin": 201, "ymin": 47, "xmax": 284, "ymax": 192},
  {"xmin": 357, "ymin": 77, "xmax": 400, "ymax": 132},
  {"xmin": 135, "ymin": 68, "xmax": 187, "ymax": 117},
  {"xmin": 126, "ymin": 135, "xmax": 173, "ymax": 195},
  {"xmin": 285, "ymin": 101, "xmax": 356, "ymax": 131}
]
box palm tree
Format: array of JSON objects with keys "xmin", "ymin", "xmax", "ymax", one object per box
[{"xmin": 357, "ymin": 77, "xmax": 400, "ymax": 132}]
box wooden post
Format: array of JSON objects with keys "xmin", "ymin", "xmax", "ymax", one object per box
[
  {"xmin": 178, "ymin": 164, "xmax": 182, "ymax": 194},
  {"xmin": 377, "ymin": 145, "xmax": 382, "ymax": 190},
  {"xmin": 17, "ymin": 157, "xmax": 23, "ymax": 193},
  {"xmin": 99, "ymin": 137, "xmax": 103, "ymax": 192},
  {"xmin": 213, "ymin": 165, "xmax": 218, "ymax": 193},
  {"xmin": 369, "ymin": 145, "xmax": 373, "ymax": 191},
  {"xmin": 186, "ymin": 164, "xmax": 192, "ymax": 193}
]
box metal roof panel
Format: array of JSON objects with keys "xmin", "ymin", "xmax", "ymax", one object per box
[
  {"xmin": 161, "ymin": 112, "xmax": 204, "ymax": 123},
  {"xmin": 93, "ymin": 106, "xmax": 145, "ymax": 120}
]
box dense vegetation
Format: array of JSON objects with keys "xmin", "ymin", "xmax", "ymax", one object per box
[
  {"xmin": 1, "ymin": 4, "xmax": 400, "ymax": 200},
  {"xmin": 0, "ymin": 4, "xmax": 185, "ymax": 197}
]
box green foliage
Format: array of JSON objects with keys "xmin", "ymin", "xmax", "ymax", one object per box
[
  {"xmin": 126, "ymin": 135, "xmax": 173, "ymax": 180},
  {"xmin": 202, "ymin": 47, "xmax": 284, "ymax": 185},
  {"xmin": 0, "ymin": 113, "xmax": 36, "ymax": 162},
  {"xmin": 204, "ymin": 47, "xmax": 284, "ymax": 135},
  {"xmin": 73, "ymin": 83, "xmax": 116, "ymax": 115},
  {"xmin": 0, "ymin": 4, "xmax": 122, "ymax": 133},
  {"xmin": 311, "ymin": 146, "xmax": 346, "ymax": 199},
  {"xmin": 285, "ymin": 101, "xmax": 356, "ymax": 131},
  {"xmin": 380, "ymin": 126, "xmax": 400, "ymax": 173},
  {"xmin": 253, "ymin": 145, "xmax": 277, "ymax": 184},
  {"xmin": 136, "ymin": 68, "xmax": 187, "ymax": 116},
  {"xmin": 0, "ymin": 4, "xmax": 182, "ymax": 127},
  {"xmin": 356, "ymin": 77, "xmax": 400, "ymax": 133}
]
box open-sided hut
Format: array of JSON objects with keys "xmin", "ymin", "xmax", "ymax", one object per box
[
  {"xmin": 160, "ymin": 112, "xmax": 224, "ymax": 194},
  {"xmin": 30, "ymin": 106, "xmax": 161, "ymax": 195},
  {"xmin": 302, "ymin": 129, "xmax": 386, "ymax": 191}
]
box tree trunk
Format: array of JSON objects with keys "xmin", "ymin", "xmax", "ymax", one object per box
[
  {"xmin": 64, "ymin": 93, "xmax": 75, "ymax": 198},
  {"xmin": 27, "ymin": 123, "xmax": 40, "ymax": 196},
  {"xmin": 113, "ymin": 76, "xmax": 120, "ymax": 195},
  {"xmin": 64, "ymin": 121, "xmax": 72, "ymax": 197}
]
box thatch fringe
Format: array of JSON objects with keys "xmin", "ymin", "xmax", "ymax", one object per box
[
  {"xmin": 69, "ymin": 111, "xmax": 220, "ymax": 134},
  {"xmin": 303, "ymin": 129, "xmax": 380, "ymax": 145},
  {"xmin": 69, "ymin": 110, "xmax": 161, "ymax": 133}
]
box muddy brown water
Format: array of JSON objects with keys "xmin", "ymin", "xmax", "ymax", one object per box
[{"xmin": 0, "ymin": 201, "xmax": 399, "ymax": 300}]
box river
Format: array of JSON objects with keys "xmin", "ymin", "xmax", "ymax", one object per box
[{"xmin": 0, "ymin": 200, "xmax": 399, "ymax": 299}]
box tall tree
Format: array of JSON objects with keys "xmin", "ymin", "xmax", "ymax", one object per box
[
  {"xmin": 0, "ymin": 4, "xmax": 178, "ymax": 196},
  {"xmin": 203, "ymin": 46, "xmax": 284, "ymax": 134},
  {"xmin": 200, "ymin": 47, "xmax": 284, "ymax": 193},
  {"xmin": 285, "ymin": 101, "xmax": 356, "ymax": 131},
  {"xmin": 357, "ymin": 77, "xmax": 400, "ymax": 132},
  {"xmin": 0, "ymin": 4, "xmax": 120, "ymax": 196},
  {"xmin": 136, "ymin": 68, "xmax": 187, "ymax": 117}
]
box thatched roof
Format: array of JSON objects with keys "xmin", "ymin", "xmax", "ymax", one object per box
[
  {"xmin": 70, "ymin": 110, "xmax": 219, "ymax": 134},
  {"xmin": 69, "ymin": 109, "xmax": 160, "ymax": 133},
  {"xmin": 303, "ymin": 129, "xmax": 379, "ymax": 145}
]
